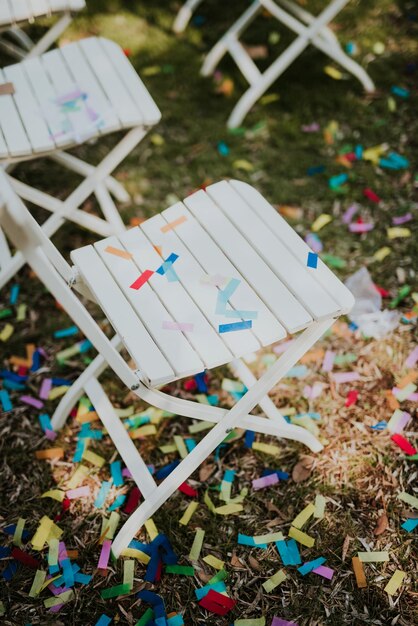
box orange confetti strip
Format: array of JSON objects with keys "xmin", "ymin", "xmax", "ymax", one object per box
[
  {"xmin": 300, "ymin": 348, "xmax": 325, "ymax": 364},
  {"xmin": 8, "ymin": 356, "xmax": 31, "ymax": 367},
  {"xmin": 104, "ymin": 246, "xmax": 133, "ymax": 260},
  {"xmin": 352, "ymin": 556, "xmax": 367, "ymax": 588},
  {"xmin": 76, "ymin": 411, "xmax": 100, "ymax": 424},
  {"xmin": 35, "ymin": 448, "xmax": 65, "ymax": 460},
  {"xmin": 385, "ymin": 390, "xmax": 400, "ymax": 410},
  {"xmin": 160, "ymin": 215, "xmax": 187, "ymax": 233},
  {"xmin": 398, "ymin": 370, "xmax": 418, "ymax": 389}
]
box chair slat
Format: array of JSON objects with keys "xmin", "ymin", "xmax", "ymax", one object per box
[
  {"xmin": 207, "ymin": 180, "xmax": 341, "ymax": 321},
  {"xmin": 78, "ymin": 38, "xmax": 144, "ymax": 128},
  {"xmin": 28, "ymin": 1, "xmax": 50, "ymax": 19},
  {"xmin": 3, "ymin": 62, "xmax": 55, "ymax": 154},
  {"xmin": 161, "ymin": 203, "xmax": 286, "ymax": 347},
  {"xmin": 184, "ymin": 190, "xmax": 313, "ymax": 333},
  {"xmin": 71, "ymin": 245, "xmax": 176, "ymax": 387},
  {"xmin": 0, "ymin": 70, "xmax": 31, "ymax": 157},
  {"xmin": 121, "ymin": 224, "xmax": 233, "ymax": 370},
  {"xmin": 0, "ymin": 126, "xmax": 9, "ymax": 159},
  {"xmin": 0, "ymin": 2, "xmax": 12, "ymax": 25},
  {"xmin": 10, "ymin": 0, "xmax": 32, "ymax": 22},
  {"xmin": 94, "ymin": 236, "xmax": 205, "ymax": 379},
  {"xmin": 230, "ymin": 180, "xmax": 355, "ymax": 313},
  {"xmin": 100, "ymin": 38, "xmax": 161, "ymax": 127},
  {"xmin": 59, "ymin": 41, "xmax": 121, "ymax": 134}
]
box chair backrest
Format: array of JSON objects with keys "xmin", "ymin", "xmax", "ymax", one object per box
[{"xmin": 0, "ymin": 169, "xmax": 73, "ymax": 282}]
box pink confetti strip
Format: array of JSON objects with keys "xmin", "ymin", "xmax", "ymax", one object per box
[
  {"xmin": 322, "ymin": 350, "xmax": 335, "ymax": 372},
  {"xmin": 58, "ymin": 542, "xmax": 68, "ymax": 564},
  {"xmin": 39, "ymin": 378, "xmax": 52, "ymax": 400},
  {"xmin": 252, "ymin": 473, "xmax": 279, "ymax": 490},
  {"xmin": 392, "ymin": 386, "xmax": 417, "ymax": 401},
  {"xmin": 162, "ymin": 321, "xmax": 194, "ymax": 332},
  {"xmin": 331, "ymin": 372, "xmax": 360, "ymax": 384},
  {"xmin": 272, "ymin": 618, "xmax": 299, "ymax": 626},
  {"xmin": 303, "ymin": 382, "xmax": 324, "ymax": 400},
  {"xmin": 20, "ymin": 395, "xmax": 44, "ymax": 409},
  {"xmin": 342, "ymin": 203, "xmax": 358, "ymax": 224},
  {"xmin": 273, "ymin": 339, "xmax": 295, "ymax": 354},
  {"xmin": 392, "ymin": 213, "xmax": 412, "ymax": 225},
  {"xmin": 348, "ymin": 222, "xmax": 374, "ymax": 233},
  {"xmin": 66, "ymin": 486, "xmax": 91, "ymax": 500},
  {"xmin": 405, "ymin": 346, "xmax": 418, "ymax": 368},
  {"xmin": 122, "ymin": 468, "xmax": 132, "ymax": 478},
  {"xmin": 98, "ymin": 539, "xmax": 112, "ymax": 570},
  {"xmin": 312, "ymin": 565, "xmax": 334, "ymax": 580},
  {"xmin": 393, "ymin": 411, "xmax": 411, "ymax": 434},
  {"xmin": 45, "ymin": 429, "xmax": 57, "ymax": 441}
]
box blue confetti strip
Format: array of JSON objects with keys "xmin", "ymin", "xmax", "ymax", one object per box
[
  {"xmin": 401, "ymin": 518, "xmax": 418, "ymax": 532},
  {"xmin": 107, "ymin": 495, "xmax": 126, "ymax": 512},
  {"xmin": 195, "ymin": 580, "xmax": 226, "ymax": 600},
  {"xmin": 297, "ymin": 557, "xmax": 326, "ymax": 576},
  {"xmin": 9, "ymin": 284, "xmax": 20, "ymax": 305},
  {"xmin": 53, "ymin": 326, "xmax": 79, "ymax": 339},
  {"xmin": 244, "ymin": 430, "xmax": 255, "ymax": 448},
  {"xmin": 73, "ymin": 439, "xmax": 86, "ymax": 463},
  {"xmin": 307, "ymin": 251, "xmax": 318, "ymax": 269},
  {"xmin": 94, "ymin": 481, "xmax": 111, "ymax": 508},
  {"xmin": 219, "ymin": 320, "xmax": 252, "ymax": 333},
  {"xmin": 0, "ymin": 389, "xmax": 12, "ymax": 411},
  {"xmin": 95, "ymin": 615, "xmax": 112, "ymax": 626},
  {"xmin": 110, "ymin": 461, "xmax": 124, "ymax": 487}
]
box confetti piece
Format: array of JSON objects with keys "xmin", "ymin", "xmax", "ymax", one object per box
[
  {"xmin": 66, "ymin": 486, "xmax": 90, "ymax": 500},
  {"xmin": 83, "ymin": 449, "xmax": 106, "ymax": 467},
  {"xmin": 100, "ymin": 583, "xmax": 131, "ymax": 599},
  {"xmin": 391, "ymin": 434, "xmax": 417, "ymax": 455},
  {"xmin": 0, "ymin": 323, "xmax": 14, "ymax": 341},
  {"xmin": 31, "ymin": 517, "xmax": 54, "ymax": 551},
  {"xmin": 252, "ymin": 442, "xmax": 281, "ymax": 456},
  {"xmin": 252, "ymin": 473, "xmax": 279, "ymax": 490},
  {"xmin": 29, "ymin": 569, "xmax": 47, "ymax": 597},
  {"xmin": 166, "ymin": 564, "xmax": 195, "ymax": 576},
  {"xmin": 35, "ymin": 448, "xmax": 64, "ymax": 460},
  {"xmin": 94, "ymin": 615, "xmax": 112, "ymax": 626},
  {"xmin": 384, "ymin": 569, "xmax": 406, "ymax": 595},
  {"xmin": 401, "ymin": 518, "xmax": 418, "ymax": 532},
  {"xmin": 12, "ymin": 518, "xmax": 26, "ymax": 547},
  {"xmin": 104, "ymin": 246, "xmax": 132, "ymax": 259},
  {"xmin": 94, "ymin": 481, "xmax": 111, "ymax": 509},
  {"xmin": 145, "ymin": 518, "xmax": 159, "ymax": 540},
  {"xmin": 391, "ymin": 85, "xmax": 409, "ymax": 98},
  {"xmin": 288, "ymin": 527, "xmax": 315, "ymax": 548},
  {"xmin": 387, "ymin": 409, "xmax": 411, "ymax": 434},
  {"xmin": 21, "ymin": 395, "xmax": 44, "ymax": 409},
  {"xmin": 387, "ymin": 227, "xmax": 411, "ymax": 239},
  {"xmin": 292, "ymin": 503, "xmax": 315, "ymax": 529},
  {"xmin": 358, "ymin": 551, "xmax": 389, "ymax": 562},
  {"xmin": 0, "ymin": 389, "xmax": 12, "ymax": 411},
  {"xmin": 98, "ymin": 539, "xmax": 112, "ymax": 570},
  {"xmin": 53, "ymin": 325, "xmax": 78, "ymax": 338},
  {"xmin": 324, "ymin": 65, "xmax": 344, "ymax": 80},
  {"xmin": 234, "ymin": 619, "xmax": 266, "ymax": 626},
  {"xmin": 398, "ymin": 492, "xmax": 418, "ymax": 509},
  {"xmin": 214, "ymin": 503, "xmax": 243, "ymax": 515},
  {"xmin": 219, "ymin": 320, "xmax": 252, "ymax": 333},
  {"xmin": 322, "ymin": 349, "xmax": 335, "ymax": 372},
  {"xmin": 314, "ymin": 495, "xmax": 326, "ymax": 519},
  {"xmin": 312, "ymin": 565, "xmax": 334, "ymax": 580},
  {"xmin": 199, "ymin": 588, "xmax": 236, "ymax": 615},
  {"xmin": 311, "ymin": 214, "xmax": 332, "ymax": 232},
  {"xmin": 162, "ymin": 321, "xmax": 194, "ymax": 332},
  {"xmin": 44, "ymin": 589, "xmax": 74, "ymax": 608},
  {"xmin": 189, "ymin": 528, "xmax": 205, "ymax": 561},
  {"xmin": 298, "ymin": 557, "xmax": 326, "ymax": 576},
  {"xmin": 203, "ymin": 555, "xmax": 224, "ymax": 570},
  {"xmin": 363, "ymin": 188, "xmax": 381, "ymax": 203},
  {"xmin": 272, "ymin": 619, "xmax": 299, "ymax": 626},
  {"xmin": 405, "ymin": 346, "xmax": 418, "ymax": 369},
  {"xmin": 41, "ymin": 489, "xmax": 65, "ymax": 502},
  {"xmin": 262, "ymin": 569, "xmax": 287, "ymax": 593},
  {"xmin": 331, "ymin": 372, "xmax": 360, "ymax": 384},
  {"xmin": 130, "ymin": 270, "xmax": 154, "ymax": 290},
  {"xmin": 352, "ymin": 556, "xmax": 367, "ymax": 588},
  {"xmin": 307, "ymin": 252, "xmax": 318, "ymax": 268}
]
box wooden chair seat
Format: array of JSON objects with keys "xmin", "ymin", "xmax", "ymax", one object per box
[{"xmin": 0, "ymin": 0, "xmax": 85, "ymax": 27}]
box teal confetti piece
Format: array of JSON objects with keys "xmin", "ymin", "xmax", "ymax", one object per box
[
  {"xmin": 0, "ymin": 389, "xmax": 12, "ymax": 411},
  {"xmin": 10, "ymin": 284, "xmax": 20, "ymax": 305},
  {"xmin": 94, "ymin": 481, "xmax": 111, "ymax": 508}
]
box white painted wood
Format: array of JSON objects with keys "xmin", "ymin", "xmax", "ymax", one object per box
[
  {"xmin": 11, "ymin": 0, "xmax": 32, "ymax": 23},
  {"xmin": 207, "ymin": 180, "xmax": 341, "ymax": 321},
  {"xmin": 2, "ymin": 62, "xmax": 55, "ymax": 153},
  {"xmin": 94, "ymin": 235, "xmax": 204, "ymax": 379},
  {"xmin": 100, "ymin": 38, "xmax": 161, "ymax": 127},
  {"xmin": 70, "ymin": 244, "xmax": 176, "ymax": 387},
  {"xmin": 141, "ymin": 210, "xmax": 264, "ymax": 357},
  {"xmin": 230, "ymin": 180, "xmax": 355, "ymax": 313},
  {"xmin": 0, "ymin": 126, "xmax": 9, "ymax": 158},
  {"xmin": 29, "ymin": 1, "xmax": 52, "ymax": 18},
  {"xmin": 0, "ymin": 79, "xmax": 31, "ymax": 157},
  {"xmin": 184, "ymin": 189, "xmax": 313, "ymax": 333},
  {"xmin": 162, "ymin": 203, "xmax": 286, "ymax": 347},
  {"xmin": 79, "ymin": 38, "xmax": 144, "ymax": 128},
  {"xmin": 121, "ymin": 225, "xmax": 233, "ymax": 369},
  {"xmin": 59, "ymin": 41, "xmax": 121, "ymax": 134},
  {"xmin": 0, "ymin": 3, "xmax": 12, "ymax": 25}
]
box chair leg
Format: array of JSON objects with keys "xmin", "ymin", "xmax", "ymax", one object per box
[
  {"xmin": 26, "ymin": 13, "xmax": 73, "ymax": 58},
  {"xmin": 173, "ymin": 0, "xmax": 205, "ymax": 34}
]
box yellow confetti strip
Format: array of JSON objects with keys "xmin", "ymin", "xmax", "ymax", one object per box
[
  {"xmin": 129, "ymin": 425, "xmax": 157, "ymax": 439},
  {"xmin": 314, "ymin": 495, "xmax": 326, "ymax": 519},
  {"xmin": 324, "ymin": 65, "xmax": 343, "ymax": 80},
  {"xmin": 214, "ymin": 503, "xmax": 243, "ymax": 515},
  {"xmin": 387, "ymin": 227, "xmax": 411, "ymax": 239},
  {"xmin": 384, "ymin": 569, "xmax": 406, "ymax": 596},
  {"xmin": 203, "ymin": 555, "xmax": 224, "ymax": 570},
  {"xmin": 32, "ymin": 516, "xmax": 62, "ymax": 551},
  {"xmin": 292, "ymin": 503, "xmax": 316, "ymax": 530},
  {"xmin": 179, "ymin": 501, "xmax": 199, "ymax": 526},
  {"xmin": 363, "ymin": 144, "xmax": 387, "ymax": 164},
  {"xmin": 13, "ymin": 518, "xmax": 26, "ymax": 547},
  {"xmin": 66, "ymin": 464, "xmax": 89, "ymax": 489},
  {"xmin": 105, "ymin": 512, "xmax": 121, "ymax": 540},
  {"xmin": 252, "ymin": 442, "xmax": 281, "ymax": 456},
  {"xmin": 188, "ymin": 420, "xmax": 213, "ymax": 434},
  {"xmin": 234, "ymin": 619, "xmax": 266, "ymax": 626},
  {"xmin": 204, "ymin": 490, "xmax": 216, "ymax": 512},
  {"xmin": 233, "ymin": 159, "xmax": 254, "ymax": 172},
  {"xmin": 16, "ymin": 304, "xmax": 27, "ymax": 321},
  {"xmin": 311, "ymin": 214, "xmax": 332, "ymax": 232},
  {"xmin": 253, "ymin": 532, "xmax": 284, "ymax": 545},
  {"xmin": 41, "ymin": 490, "xmax": 65, "ymax": 502},
  {"xmin": 398, "ymin": 492, "xmax": 418, "ymax": 509},
  {"xmin": 160, "ymin": 444, "xmax": 177, "ymax": 454},
  {"xmin": 145, "ymin": 518, "xmax": 159, "ymax": 540},
  {"xmin": 123, "ymin": 559, "xmax": 135, "ymax": 590},
  {"xmin": 44, "ymin": 590, "xmax": 74, "ymax": 608},
  {"xmin": 288, "ymin": 526, "xmax": 315, "ymax": 548},
  {"xmin": 358, "ymin": 551, "xmax": 389, "ymax": 563},
  {"xmin": 262, "ymin": 569, "xmax": 287, "ymax": 593},
  {"xmin": 373, "ymin": 246, "xmax": 391, "ymax": 262},
  {"xmin": 0, "ymin": 323, "xmax": 14, "ymax": 342},
  {"xmin": 290, "ymin": 415, "xmax": 320, "ymax": 437},
  {"xmin": 82, "ymin": 449, "xmax": 106, "ymax": 468},
  {"xmin": 174, "ymin": 435, "xmax": 188, "ymax": 459},
  {"xmin": 48, "ymin": 386, "xmax": 69, "ymax": 400},
  {"xmin": 104, "ymin": 246, "xmax": 133, "ymax": 260},
  {"xmin": 121, "ymin": 547, "xmax": 150, "ymax": 564},
  {"xmin": 189, "ymin": 528, "xmax": 205, "ymax": 561},
  {"xmin": 29, "ymin": 570, "xmax": 46, "ymax": 597}
]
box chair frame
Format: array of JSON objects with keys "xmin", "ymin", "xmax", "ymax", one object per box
[
  {"xmin": 175, "ymin": 0, "xmax": 375, "ymax": 128},
  {"xmin": 0, "ymin": 170, "xmax": 337, "ymax": 558}
]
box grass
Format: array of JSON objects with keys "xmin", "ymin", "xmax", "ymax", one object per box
[{"xmin": 0, "ymin": 1, "xmax": 417, "ymax": 625}]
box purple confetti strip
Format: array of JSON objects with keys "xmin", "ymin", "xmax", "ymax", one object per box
[
  {"xmin": 272, "ymin": 618, "xmax": 299, "ymax": 626},
  {"xmin": 331, "ymin": 372, "xmax": 360, "ymax": 384},
  {"xmin": 252, "ymin": 473, "xmax": 279, "ymax": 490},
  {"xmin": 122, "ymin": 468, "xmax": 132, "ymax": 478},
  {"xmin": 322, "ymin": 350, "xmax": 335, "ymax": 373},
  {"xmin": 405, "ymin": 346, "xmax": 418, "ymax": 369},
  {"xmin": 342, "ymin": 203, "xmax": 359, "ymax": 224},
  {"xmin": 312, "ymin": 565, "xmax": 334, "ymax": 580},
  {"xmin": 392, "ymin": 213, "xmax": 412, "ymax": 225},
  {"xmin": 348, "ymin": 222, "xmax": 374, "ymax": 233},
  {"xmin": 39, "ymin": 378, "xmax": 53, "ymax": 400},
  {"xmin": 98, "ymin": 539, "xmax": 112, "ymax": 570},
  {"xmin": 273, "ymin": 339, "xmax": 295, "ymax": 354},
  {"xmin": 393, "ymin": 411, "xmax": 412, "ymax": 434},
  {"xmin": 20, "ymin": 395, "xmax": 44, "ymax": 409}
]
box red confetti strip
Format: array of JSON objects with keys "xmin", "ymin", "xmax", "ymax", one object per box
[
  {"xmin": 374, "ymin": 285, "xmax": 390, "ymax": 298},
  {"xmin": 391, "ymin": 434, "xmax": 417, "ymax": 455},
  {"xmin": 183, "ymin": 379, "xmax": 197, "ymax": 391},
  {"xmin": 178, "ymin": 482, "xmax": 198, "ymax": 497},
  {"xmin": 345, "ymin": 390, "xmax": 358, "ymax": 407},
  {"xmin": 198, "ymin": 589, "xmax": 236, "ymax": 615},
  {"xmin": 363, "ymin": 188, "xmax": 381, "ymax": 203},
  {"xmin": 130, "ymin": 270, "xmax": 154, "ymax": 290},
  {"xmin": 124, "ymin": 486, "xmax": 141, "ymax": 514},
  {"xmin": 11, "ymin": 547, "xmax": 40, "ymax": 569}
]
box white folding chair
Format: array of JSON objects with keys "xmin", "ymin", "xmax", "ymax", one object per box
[
  {"xmin": 0, "ymin": 170, "xmax": 354, "ymax": 558},
  {"xmin": 173, "ymin": 0, "xmax": 205, "ymax": 34},
  {"xmin": 0, "ymin": 0, "xmax": 86, "ymax": 60},
  {"xmin": 177, "ymin": 0, "xmax": 375, "ymax": 127},
  {"xmin": 0, "ymin": 36, "xmax": 161, "ymax": 289}
]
